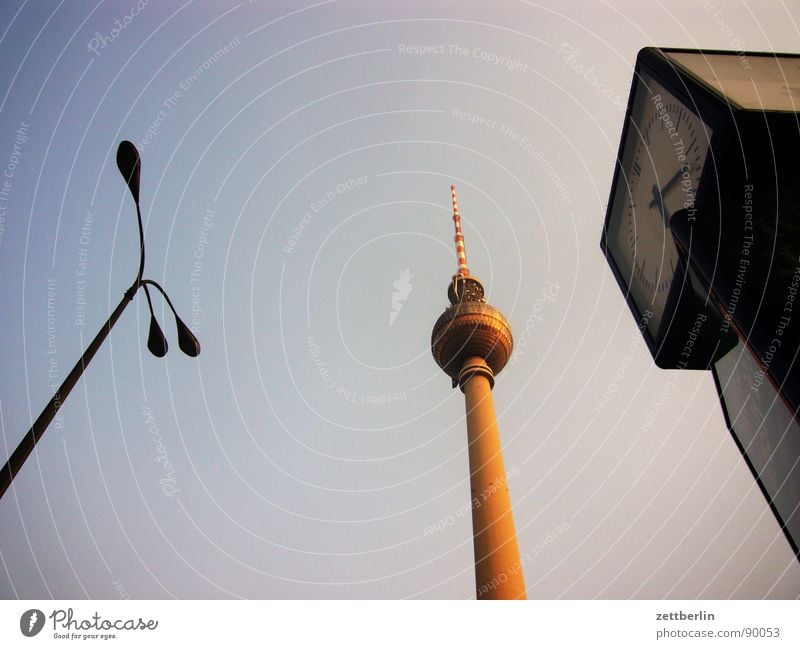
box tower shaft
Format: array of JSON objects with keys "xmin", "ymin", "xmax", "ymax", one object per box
[{"xmin": 460, "ymin": 357, "xmax": 526, "ymax": 600}]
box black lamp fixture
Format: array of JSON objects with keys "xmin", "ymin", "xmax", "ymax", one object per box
[
  {"xmin": 115, "ymin": 140, "xmax": 200, "ymax": 359},
  {"xmin": 0, "ymin": 141, "xmax": 199, "ymax": 500}
]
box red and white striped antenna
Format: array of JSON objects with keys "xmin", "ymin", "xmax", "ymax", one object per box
[{"xmin": 451, "ymin": 185, "xmax": 469, "ymax": 278}]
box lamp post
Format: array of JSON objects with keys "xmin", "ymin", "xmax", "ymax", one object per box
[{"xmin": 0, "ymin": 141, "xmax": 200, "ymax": 501}]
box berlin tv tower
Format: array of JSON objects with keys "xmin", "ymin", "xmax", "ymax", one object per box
[{"xmin": 431, "ymin": 186, "xmax": 526, "ymax": 600}]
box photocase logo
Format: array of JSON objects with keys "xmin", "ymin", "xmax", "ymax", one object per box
[
  {"xmin": 389, "ymin": 268, "xmax": 413, "ymax": 326},
  {"xmin": 20, "ymin": 609, "xmax": 45, "ymax": 637}
]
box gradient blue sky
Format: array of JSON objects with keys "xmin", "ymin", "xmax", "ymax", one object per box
[{"xmin": 1, "ymin": 0, "xmax": 799, "ymax": 599}]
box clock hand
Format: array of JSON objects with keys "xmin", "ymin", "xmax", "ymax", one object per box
[
  {"xmin": 647, "ymin": 168, "xmax": 683, "ymax": 209},
  {"xmin": 660, "ymin": 167, "xmax": 685, "ymax": 196},
  {"xmin": 648, "ymin": 167, "xmax": 688, "ymax": 229},
  {"xmin": 649, "ymin": 183, "xmax": 670, "ymax": 228}
]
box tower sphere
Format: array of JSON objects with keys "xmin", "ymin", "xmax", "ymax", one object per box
[{"xmin": 431, "ymin": 277, "xmax": 514, "ymax": 381}]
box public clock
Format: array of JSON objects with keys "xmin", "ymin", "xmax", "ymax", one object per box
[
  {"xmin": 602, "ymin": 48, "xmax": 737, "ymax": 368},
  {"xmin": 603, "ymin": 47, "xmax": 800, "ymax": 562}
]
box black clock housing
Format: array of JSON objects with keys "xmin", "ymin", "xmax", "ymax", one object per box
[{"xmin": 602, "ymin": 47, "xmax": 800, "ymax": 370}]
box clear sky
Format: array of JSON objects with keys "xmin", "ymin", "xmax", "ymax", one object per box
[{"xmin": 1, "ymin": 0, "xmax": 799, "ymax": 599}]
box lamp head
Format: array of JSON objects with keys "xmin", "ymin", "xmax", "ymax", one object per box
[
  {"xmin": 147, "ymin": 315, "xmax": 168, "ymax": 357},
  {"xmin": 116, "ymin": 140, "xmax": 141, "ymax": 205},
  {"xmin": 175, "ymin": 315, "xmax": 201, "ymax": 357}
]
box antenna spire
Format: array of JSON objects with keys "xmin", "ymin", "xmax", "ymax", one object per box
[{"xmin": 451, "ymin": 185, "xmax": 469, "ymax": 278}]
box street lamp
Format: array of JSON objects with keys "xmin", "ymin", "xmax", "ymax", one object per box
[{"xmin": 0, "ymin": 140, "xmax": 199, "ymax": 500}]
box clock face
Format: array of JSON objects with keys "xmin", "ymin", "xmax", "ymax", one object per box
[{"xmin": 606, "ymin": 69, "xmax": 713, "ymax": 340}]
